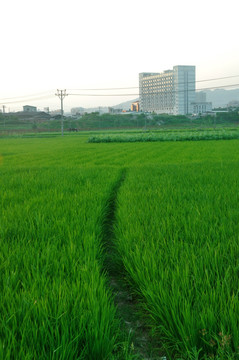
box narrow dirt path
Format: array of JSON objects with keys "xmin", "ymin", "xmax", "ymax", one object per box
[{"xmin": 101, "ymin": 169, "xmax": 165, "ymax": 360}]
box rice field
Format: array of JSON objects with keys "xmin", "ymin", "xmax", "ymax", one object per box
[
  {"xmin": 1, "ymin": 134, "xmax": 239, "ymax": 359},
  {"xmin": 115, "ymin": 164, "xmax": 239, "ymax": 359}
]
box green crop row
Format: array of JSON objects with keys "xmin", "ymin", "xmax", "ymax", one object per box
[
  {"xmin": 88, "ymin": 129, "xmax": 239, "ymax": 143},
  {"xmin": 114, "ymin": 163, "xmax": 239, "ymax": 359}
]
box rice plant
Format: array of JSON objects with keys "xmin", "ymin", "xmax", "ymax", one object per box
[
  {"xmin": 1, "ymin": 135, "xmax": 239, "ymax": 359},
  {"xmin": 114, "ymin": 162, "xmax": 239, "ymax": 359},
  {"xmin": 0, "ymin": 138, "xmax": 130, "ymax": 359}
]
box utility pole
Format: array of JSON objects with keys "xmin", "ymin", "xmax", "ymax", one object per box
[
  {"xmin": 55, "ymin": 89, "xmax": 68, "ymax": 136},
  {"xmin": 2, "ymin": 105, "xmax": 6, "ymax": 128}
]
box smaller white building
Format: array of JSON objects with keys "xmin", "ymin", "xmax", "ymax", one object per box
[
  {"xmin": 23, "ymin": 105, "xmax": 37, "ymax": 112},
  {"xmin": 192, "ymin": 102, "xmax": 212, "ymax": 114},
  {"xmin": 192, "ymin": 92, "xmax": 212, "ymax": 114}
]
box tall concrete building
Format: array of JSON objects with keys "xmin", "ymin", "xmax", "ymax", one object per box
[{"xmin": 139, "ymin": 65, "xmax": 195, "ymax": 115}]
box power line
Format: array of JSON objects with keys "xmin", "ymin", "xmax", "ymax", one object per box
[
  {"xmin": 1, "ymin": 74, "xmax": 239, "ymax": 104},
  {"xmin": 67, "ymin": 74, "xmax": 239, "ymax": 91},
  {"xmin": 142, "ymin": 82, "xmax": 239, "ymax": 95},
  {"xmin": 1, "ymin": 81, "xmax": 239, "ymax": 105},
  {"xmin": 67, "ymin": 87, "xmax": 138, "ymax": 91},
  {"xmin": 67, "ymin": 82, "xmax": 239, "ymax": 97},
  {"xmin": 0, "ymin": 90, "xmax": 54, "ymax": 101},
  {"xmin": 69, "ymin": 93, "xmax": 138, "ymax": 97},
  {"xmin": 0, "ymin": 94, "xmax": 56, "ymax": 105},
  {"xmin": 197, "ymin": 74, "xmax": 239, "ymax": 83}
]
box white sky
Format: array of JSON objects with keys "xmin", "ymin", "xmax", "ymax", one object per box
[{"xmin": 1, "ymin": 0, "xmax": 239, "ymax": 111}]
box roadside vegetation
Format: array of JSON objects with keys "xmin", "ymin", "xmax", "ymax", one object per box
[{"xmin": 0, "ymin": 110, "xmax": 239, "ymax": 134}]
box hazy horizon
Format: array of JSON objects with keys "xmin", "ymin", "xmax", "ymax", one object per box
[{"xmin": 1, "ymin": 0, "xmax": 239, "ymax": 112}]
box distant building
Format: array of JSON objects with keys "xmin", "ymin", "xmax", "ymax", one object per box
[
  {"xmin": 71, "ymin": 107, "xmax": 85, "ymax": 115},
  {"xmin": 139, "ymin": 65, "xmax": 195, "ymax": 115},
  {"xmin": 192, "ymin": 91, "xmax": 212, "ymax": 114},
  {"xmin": 192, "ymin": 102, "xmax": 212, "ymax": 114},
  {"xmin": 131, "ymin": 101, "xmax": 140, "ymax": 112},
  {"xmin": 50, "ymin": 109, "xmax": 62, "ymax": 116},
  {"xmin": 23, "ymin": 105, "xmax": 37, "ymax": 112},
  {"xmin": 227, "ymin": 100, "xmax": 239, "ymax": 109},
  {"xmin": 108, "ymin": 107, "xmax": 122, "ymax": 114}
]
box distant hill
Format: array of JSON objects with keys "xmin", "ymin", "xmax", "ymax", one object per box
[
  {"xmin": 71, "ymin": 99, "xmax": 139, "ymax": 114},
  {"xmin": 204, "ymin": 89, "xmax": 239, "ymax": 108},
  {"xmin": 70, "ymin": 89, "xmax": 239, "ymax": 114},
  {"xmin": 112, "ymin": 98, "xmax": 139, "ymax": 111},
  {"xmin": 111, "ymin": 90, "xmax": 239, "ymax": 110},
  {"xmin": 113, "ymin": 91, "xmax": 239, "ymax": 110}
]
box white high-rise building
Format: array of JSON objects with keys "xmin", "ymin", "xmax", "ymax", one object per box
[{"xmin": 139, "ymin": 65, "xmax": 196, "ymax": 115}]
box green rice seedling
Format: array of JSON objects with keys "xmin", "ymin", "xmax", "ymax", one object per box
[
  {"xmin": 0, "ymin": 138, "xmax": 129, "ymax": 359},
  {"xmin": 2, "ymin": 134, "xmax": 239, "ymax": 359},
  {"xmin": 114, "ymin": 161, "xmax": 239, "ymax": 359}
]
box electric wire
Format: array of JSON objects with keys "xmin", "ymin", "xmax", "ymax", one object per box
[
  {"xmin": 68, "ymin": 83, "xmax": 239, "ymax": 97},
  {"xmin": 0, "ymin": 94, "xmax": 56, "ymax": 105},
  {"xmin": 67, "ymin": 74, "xmax": 239, "ymax": 91},
  {"xmin": 0, "ymin": 90, "xmax": 55, "ymax": 101},
  {"xmin": 1, "ymin": 74, "xmax": 239, "ymax": 105}
]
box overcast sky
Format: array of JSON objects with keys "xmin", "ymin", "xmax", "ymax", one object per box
[{"xmin": 1, "ymin": 0, "xmax": 239, "ymax": 111}]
